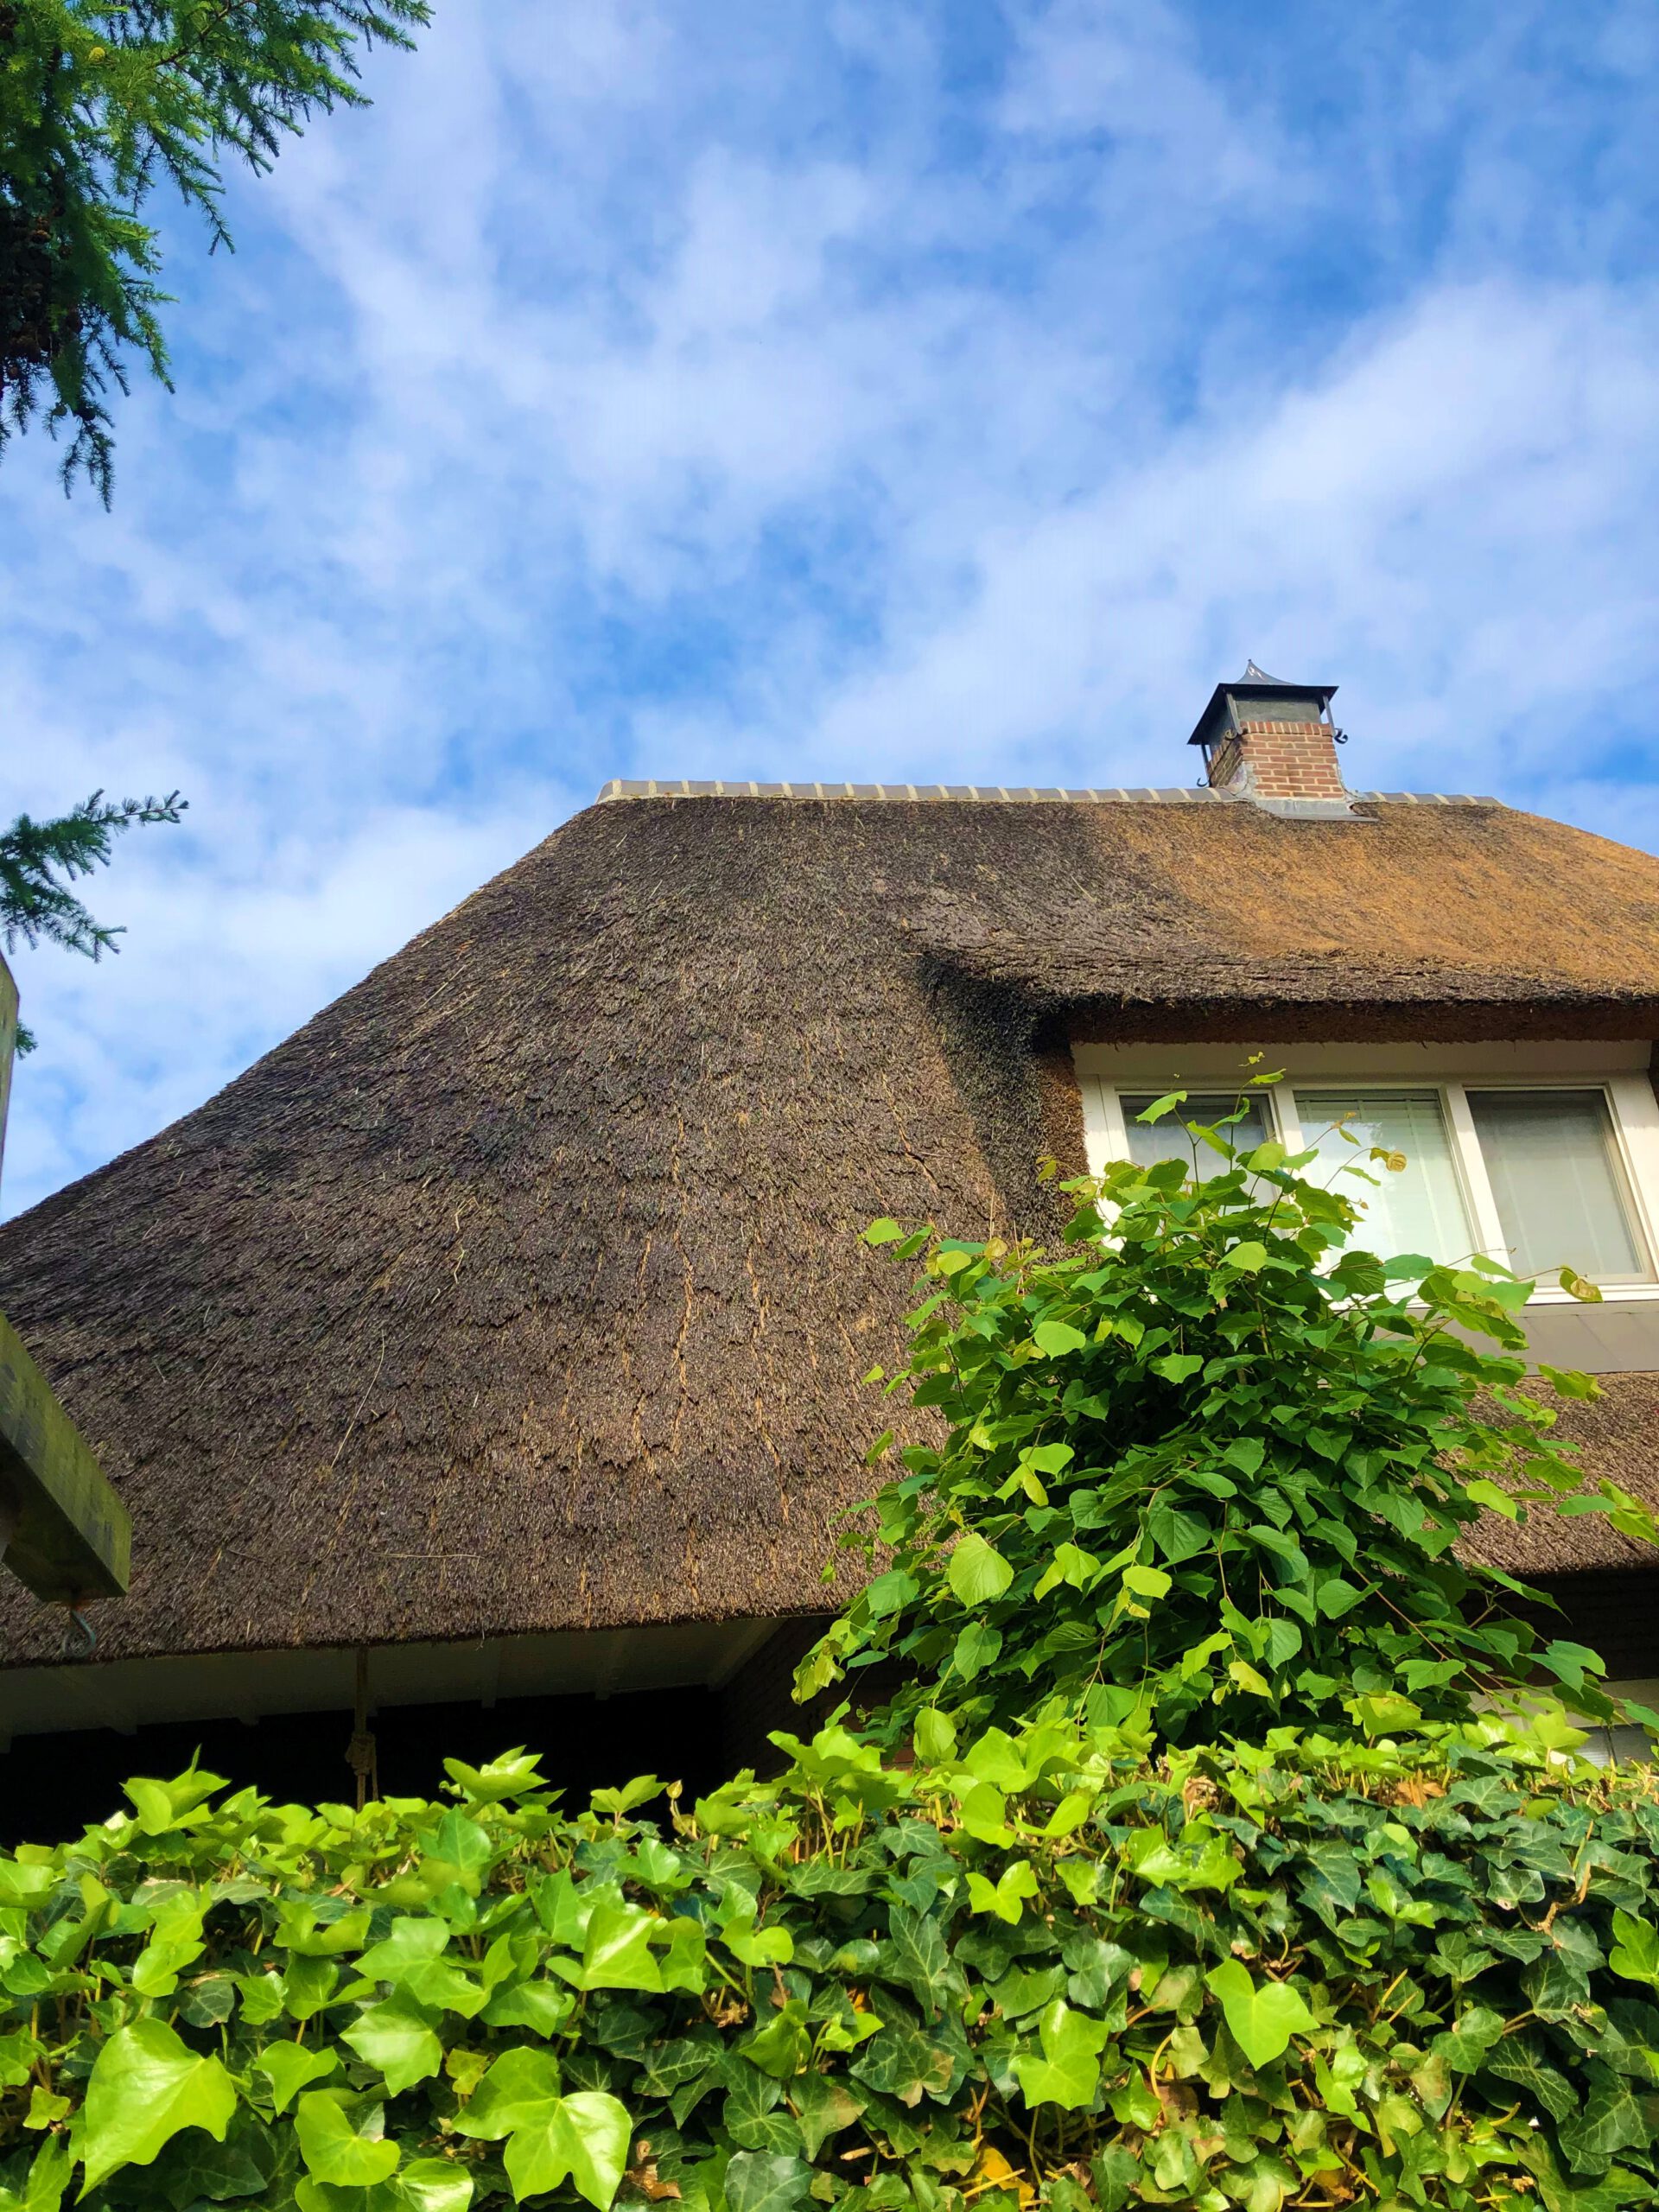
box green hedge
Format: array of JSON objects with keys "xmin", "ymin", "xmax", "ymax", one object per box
[{"xmin": 4, "ymin": 1719, "xmax": 1659, "ymax": 2212}]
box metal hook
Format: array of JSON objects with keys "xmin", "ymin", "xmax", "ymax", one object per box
[{"xmin": 62, "ymin": 1608, "xmax": 97, "ymax": 1658}]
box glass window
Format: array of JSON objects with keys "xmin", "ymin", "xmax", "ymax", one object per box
[
  {"xmin": 1120, "ymin": 1091, "xmax": 1270, "ymax": 1173},
  {"xmin": 1294, "ymin": 1089, "xmax": 1473, "ymax": 1264},
  {"xmin": 1466, "ymin": 1089, "xmax": 1649, "ymax": 1281}
]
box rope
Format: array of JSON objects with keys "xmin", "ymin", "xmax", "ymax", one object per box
[{"xmin": 347, "ymin": 1645, "xmax": 378, "ymax": 1808}]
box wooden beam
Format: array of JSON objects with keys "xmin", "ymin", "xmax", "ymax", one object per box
[{"xmin": 0, "ymin": 1309, "xmax": 130, "ymax": 1602}]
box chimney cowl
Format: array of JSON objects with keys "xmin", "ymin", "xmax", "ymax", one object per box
[{"xmin": 1188, "ymin": 661, "xmax": 1347, "ymax": 806}]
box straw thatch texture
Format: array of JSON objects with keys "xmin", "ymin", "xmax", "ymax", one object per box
[{"xmin": 2, "ymin": 792, "xmax": 1657, "ymax": 1671}]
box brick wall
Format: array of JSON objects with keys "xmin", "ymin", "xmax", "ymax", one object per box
[
  {"xmin": 718, "ymin": 1615, "xmax": 910, "ymax": 1774},
  {"xmin": 1208, "ymin": 718, "xmax": 1345, "ymax": 801},
  {"xmin": 719, "ymin": 1617, "xmax": 835, "ymax": 1775}
]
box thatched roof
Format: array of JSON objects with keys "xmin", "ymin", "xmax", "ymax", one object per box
[{"xmin": 3, "ymin": 788, "xmax": 1659, "ymax": 1673}]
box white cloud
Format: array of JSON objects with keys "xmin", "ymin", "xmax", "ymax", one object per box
[{"xmin": 3, "ymin": 0, "xmax": 1659, "ymax": 1215}]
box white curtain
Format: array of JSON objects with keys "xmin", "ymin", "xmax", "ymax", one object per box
[
  {"xmin": 1294, "ymin": 1089, "xmax": 1472, "ymax": 1265},
  {"xmin": 1467, "ymin": 1089, "xmax": 1648, "ymax": 1281},
  {"xmin": 1121, "ymin": 1091, "xmax": 1270, "ymax": 1172}
]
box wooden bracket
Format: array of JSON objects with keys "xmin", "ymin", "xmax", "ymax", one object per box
[{"xmin": 0, "ymin": 1308, "xmax": 130, "ymax": 1603}]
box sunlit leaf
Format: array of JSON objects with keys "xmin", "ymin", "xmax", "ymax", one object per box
[{"xmin": 80, "ymin": 2020, "xmax": 238, "ymax": 2192}]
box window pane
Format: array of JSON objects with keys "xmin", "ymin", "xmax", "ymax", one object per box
[
  {"xmin": 1466, "ymin": 1089, "xmax": 1649, "ymax": 1281},
  {"xmin": 1120, "ymin": 1092, "xmax": 1269, "ymax": 1172},
  {"xmin": 1294, "ymin": 1090, "xmax": 1472, "ymax": 1264}
]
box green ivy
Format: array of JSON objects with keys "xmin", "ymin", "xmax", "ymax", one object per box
[
  {"xmin": 9, "ymin": 1103, "xmax": 1659, "ymax": 2212},
  {"xmin": 801, "ymin": 1099, "xmax": 1659, "ymax": 1747},
  {"xmin": 5, "ymin": 1725, "xmax": 1659, "ymax": 2212}
]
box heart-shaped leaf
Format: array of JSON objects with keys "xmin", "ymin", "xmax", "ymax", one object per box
[
  {"xmin": 1205, "ymin": 1961, "xmax": 1315, "ymax": 2068},
  {"xmin": 948, "ymin": 1535, "xmax": 1013, "ymax": 1607},
  {"xmin": 1013, "ymin": 1999, "xmax": 1110, "ymax": 2110},
  {"xmin": 255, "ymin": 2042, "xmax": 340, "ymax": 2115},
  {"xmin": 295, "ymin": 2093, "xmax": 400, "ymax": 2188}
]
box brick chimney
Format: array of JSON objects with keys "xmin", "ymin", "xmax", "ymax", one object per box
[{"xmin": 1188, "ymin": 661, "xmax": 1345, "ymax": 803}]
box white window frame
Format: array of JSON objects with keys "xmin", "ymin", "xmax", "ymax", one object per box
[{"xmin": 1074, "ymin": 1040, "xmax": 1659, "ymax": 1302}]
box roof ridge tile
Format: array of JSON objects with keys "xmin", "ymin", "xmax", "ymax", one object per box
[{"xmin": 594, "ymin": 779, "xmax": 1499, "ymax": 808}]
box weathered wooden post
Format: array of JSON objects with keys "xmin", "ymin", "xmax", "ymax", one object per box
[{"xmin": 0, "ymin": 957, "xmax": 130, "ymax": 1608}]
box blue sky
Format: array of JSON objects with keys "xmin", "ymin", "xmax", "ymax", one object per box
[{"xmin": 4, "ymin": 0, "xmax": 1659, "ymax": 1217}]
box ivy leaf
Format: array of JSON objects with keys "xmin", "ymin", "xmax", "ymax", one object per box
[
  {"xmin": 1557, "ymin": 2063, "xmax": 1652, "ymax": 2175},
  {"xmin": 880, "ymin": 1906, "xmax": 958, "ymax": 2018},
  {"xmin": 965, "ymin": 1863, "xmax": 1039, "ymax": 1924},
  {"xmin": 744, "ymin": 1999, "xmax": 811, "ymax": 2080},
  {"xmin": 501, "ymin": 2090, "xmax": 632, "ymax": 2209},
  {"xmin": 722, "ymin": 2154, "xmax": 813, "ymax": 2212},
  {"xmin": 1012, "ymin": 1999, "xmax": 1109, "ymax": 2111},
  {"xmin": 479, "ymin": 1979, "xmax": 575, "ymax": 2034},
  {"xmin": 276, "ymin": 1904, "xmax": 372, "ymax": 1959},
  {"xmin": 948, "ymin": 1535, "xmax": 1014, "ymax": 1606},
  {"xmin": 723, "ymin": 2065, "xmax": 798, "ymax": 2155},
  {"xmin": 294, "ymin": 2094, "xmax": 400, "ymax": 2189},
  {"xmin": 11, "ymin": 2134, "xmax": 71, "ymax": 2212},
  {"xmin": 572, "ymin": 1903, "xmax": 664, "ymax": 1993},
  {"xmin": 80, "ymin": 2019, "xmax": 238, "ymax": 2193},
  {"xmin": 341, "ymin": 1998, "xmax": 443, "ymax": 2095},
  {"xmin": 255, "ymin": 2044, "xmax": 340, "ymax": 2115},
  {"xmin": 397, "ymin": 2161, "xmax": 477, "ymax": 2212},
  {"xmin": 449, "ymin": 2048, "xmax": 563, "ymax": 2140},
  {"xmin": 355, "ymin": 1918, "xmax": 452, "ymax": 1983},
  {"xmin": 155, "ymin": 2109, "xmax": 278, "ymax": 2203},
  {"xmin": 442, "ymin": 1748, "xmax": 549, "ymax": 1805},
  {"xmin": 1430, "ymin": 2007, "xmax": 1505, "ymax": 2074},
  {"xmin": 279, "ymin": 1964, "xmax": 338, "ymax": 2025},
  {"xmin": 1483, "ymin": 2037, "xmax": 1578, "ymax": 2121},
  {"xmin": 23, "ymin": 2089, "xmax": 70, "ymax": 2132},
  {"xmin": 589, "ymin": 1774, "xmax": 665, "ymax": 1817},
  {"xmin": 1204, "ymin": 1962, "xmax": 1315, "ymax": 2068},
  {"xmin": 1609, "ymin": 1912, "xmax": 1659, "ymax": 1989},
  {"xmin": 849, "ymin": 2013, "xmax": 963, "ymax": 2107},
  {"xmin": 791, "ymin": 2075, "xmax": 866, "ymax": 2160}
]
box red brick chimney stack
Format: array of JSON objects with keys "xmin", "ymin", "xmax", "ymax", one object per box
[{"xmin": 1188, "ymin": 662, "xmax": 1346, "ymax": 804}]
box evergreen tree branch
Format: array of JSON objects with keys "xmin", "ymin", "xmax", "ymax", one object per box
[
  {"xmin": 0, "ymin": 788, "xmax": 188, "ymax": 1051},
  {"xmin": 0, "ymin": 0, "xmax": 430, "ymax": 499}
]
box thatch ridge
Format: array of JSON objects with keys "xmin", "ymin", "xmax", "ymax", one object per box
[{"xmin": 3, "ymin": 792, "xmax": 1658, "ymax": 1672}]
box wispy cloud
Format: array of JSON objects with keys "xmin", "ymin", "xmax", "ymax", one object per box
[{"xmin": 3, "ymin": 0, "xmax": 1657, "ymax": 1214}]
